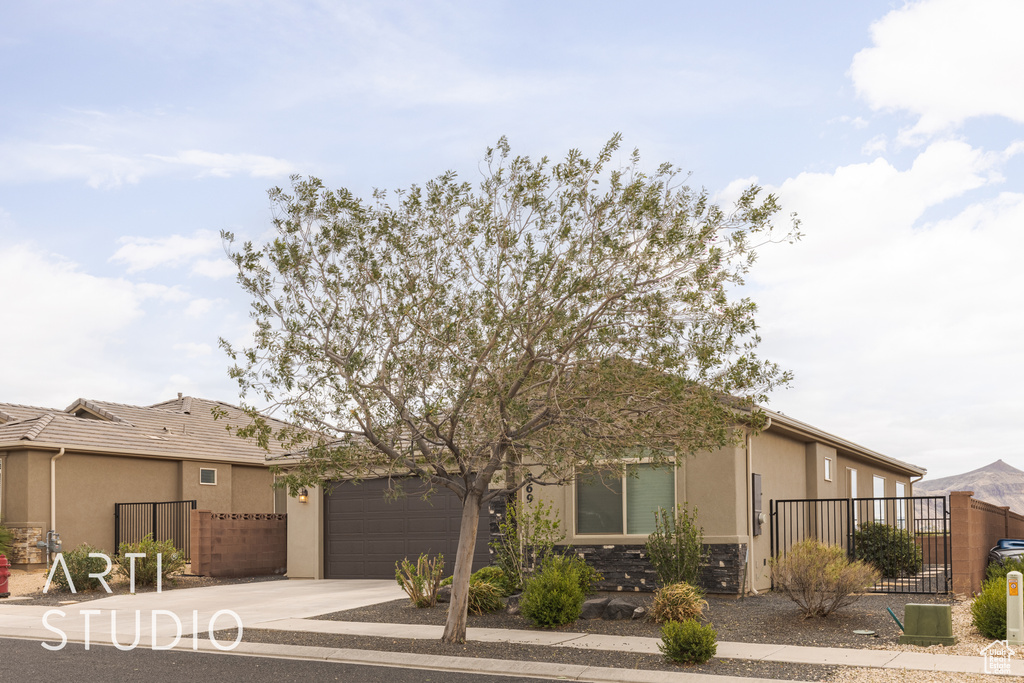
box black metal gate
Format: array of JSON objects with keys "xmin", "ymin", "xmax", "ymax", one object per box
[
  {"xmin": 114, "ymin": 500, "xmax": 197, "ymax": 560},
  {"xmin": 770, "ymin": 496, "xmax": 950, "ymax": 594}
]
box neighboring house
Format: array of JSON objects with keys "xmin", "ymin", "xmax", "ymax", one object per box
[
  {"xmin": 285, "ymin": 407, "xmax": 926, "ymax": 595},
  {"xmin": 0, "ymin": 395, "xmax": 289, "ymax": 567}
]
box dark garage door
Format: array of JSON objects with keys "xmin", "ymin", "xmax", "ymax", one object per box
[{"xmin": 324, "ymin": 478, "xmax": 492, "ymax": 579}]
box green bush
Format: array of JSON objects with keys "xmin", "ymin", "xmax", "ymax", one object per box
[
  {"xmin": 520, "ymin": 557, "xmax": 585, "ymax": 628},
  {"xmin": 115, "ymin": 535, "xmax": 186, "ymax": 588},
  {"xmin": 972, "ymin": 576, "xmax": 1007, "ymax": 640},
  {"xmin": 987, "ymin": 556, "xmax": 1024, "ymax": 583},
  {"xmin": 659, "ymin": 619, "xmax": 717, "ymax": 665},
  {"xmin": 542, "ymin": 553, "xmax": 602, "ymax": 596},
  {"xmin": 467, "ymin": 579, "xmax": 505, "ymax": 614},
  {"xmin": 650, "ymin": 582, "xmax": 708, "ymax": 623},
  {"xmin": 470, "ymin": 566, "xmax": 514, "ymax": 596},
  {"xmin": 395, "ymin": 553, "xmax": 444, "ymax": 608},
  {"xmin": 490, "ymin": 499, "xmax": 565, "ymax": 594},
  {"xmin": 853, "ymin": 522, "xmax": 922, "ymax": 578},
  {"xmin": 48, "ymin": 543, "xmax": 110, "ymax": 593},
  {"xmin": 770, "ymin": 539, "xmax": 880, "ymax": 618},
  {"xmin": 0, "ymin": 517, "xmax": 13, "ymax": 558},
  {"xmin": 645, "ymin": 504, "xmax": 709, "ymax": 587}
]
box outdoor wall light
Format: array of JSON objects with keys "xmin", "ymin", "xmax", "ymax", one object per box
[{"xmin": 298, "ymin": 488, "xmax": 309, "ymax": 503}]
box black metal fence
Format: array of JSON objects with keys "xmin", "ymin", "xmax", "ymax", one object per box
[
  {"xmin": 114, "ymin": 500, "xmax": 197, "ymax": 560},
  {"xmin": 770, "ymin": 496, "xmax": 950, "ymax": 594}
]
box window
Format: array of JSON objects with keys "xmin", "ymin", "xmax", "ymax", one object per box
[
  {"xmin": 873, "ymin": 475, "xmax": 886, "ymax": 522},
  {"xmin": 895, "ymin": 481, "xmax": 907, "ymax": 530},
  {"xmin": 576, "ymin": 463, "xmax": 675, "ymax": 535},
  {"xmin": 199, "ymin": 468, "xmax": 217, "ymax": 485},
  {"xmin": 848, "ymin": 468, "xmax": 858, "ymax": 526},
  {"xmin": 824, "ymin": 457, "xmax": 832, "ymax": 482}
]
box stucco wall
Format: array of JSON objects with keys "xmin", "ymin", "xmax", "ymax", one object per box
[
  {"xmin": 285, "ymin": 483, "xmax": 323, "ymax": 579},
  {"xmin": 59, "ymin": 452, "xmax": 180, "ymax": 552},
  {"xmin": 230, "ymin": 465, "xmax": 274, "ymax": 512}
]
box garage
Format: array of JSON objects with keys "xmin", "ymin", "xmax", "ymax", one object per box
[{"xmin": 323, "ymin": 478, "xmax": 492, "ymax": 579}]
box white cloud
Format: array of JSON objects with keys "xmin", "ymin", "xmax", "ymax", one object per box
[
  {"xmin": 147, "ymin": 150, "xmax": 297, "ymax": 178},
  {"xmin": 173, "ymin": 342, "xmax": 213, "ymax": 358},
  {"xmin": 191, "ymin": 257, "xmax": 237, "ymax": 279},
  {"xmin": 748, "ymin": 140, "xmax": 1024, "ymax": 477},
  {"xmin": 110, "ymin": 230, "xmax": 222, "ymax": 273},
  {"xmin": 184, "ymin": 298, "xmax": 224, "ymax": 318},
  {"xmin": 0, "ymin": 142, "xmax": 147, "ymax": 188},
  {"xmin": 861, "ymin": 135, "xmax": 887, "ymax": 156},
  {"xmin": 0, "ymin": 244, "xmax": 145, "ymax": 402},
  {"xmin": 850, "ymin": 0, "xmax": 1024, "ymax": 142}
]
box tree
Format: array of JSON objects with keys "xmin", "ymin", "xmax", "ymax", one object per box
[{"xmin": 221, "ymin": 134, "xmax": 799, "ymax": 643}]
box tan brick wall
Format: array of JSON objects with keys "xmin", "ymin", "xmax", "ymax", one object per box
[
  {"xmin": 950, "ymin": 490, "xmax": 1024, "ymax": 595},
  {"xmin": 190, "ymin": 510, "xmax": 287, "ymax": 577}
]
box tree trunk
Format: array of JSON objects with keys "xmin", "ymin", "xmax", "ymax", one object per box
[{"xmin": 442, "ymin": 488, "xmax": 483, "ymax": 644}]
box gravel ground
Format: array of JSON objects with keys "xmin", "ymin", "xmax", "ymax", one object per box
[{"xmin": 223, "ymin": 591, "xmax": 989, "ymax": 682}]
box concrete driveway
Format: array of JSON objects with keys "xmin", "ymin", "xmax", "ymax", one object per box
[{"xmin": 0, "ymin": 579, "xmax": 404, "ymax": 648}]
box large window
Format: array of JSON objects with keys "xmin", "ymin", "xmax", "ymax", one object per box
[
  {"xmin": 895, "ymin": 481, "xmax": 907, "ymax": 530},
  {"xmin": 576, "ymin": 463, "xmax": 675, "ymax": 535},
  {"xmin": 873, "ymin": 475, "xmax": 886, "ymax": 522}
]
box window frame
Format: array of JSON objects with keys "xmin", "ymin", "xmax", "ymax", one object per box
[
  {"xmin": 824, "ymin": 457, "xmax": 832, "ymax": 482},
  {"xmin": 199, "ymin": 467, "xmax": 218, "ymax": 486},
  {"xmin": 895, "ymin": 481, "xmax": 907, "ymax": 530},
  {"xmin": 573, "ymin": 461, "xmax": 677, "ymax": 537}
]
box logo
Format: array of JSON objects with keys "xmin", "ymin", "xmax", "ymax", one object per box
[
  {"xmin": 982, "ymin": 640, "xmax": 1016, "ymax": 675},
  {"xmin": 39, "ymin": 552, "xmax": 243, "ymax": 651}
]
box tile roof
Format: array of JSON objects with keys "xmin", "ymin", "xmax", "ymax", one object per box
[{"xmin": 0, "ymin": 396, "xmax": 296, "ymax": 465}]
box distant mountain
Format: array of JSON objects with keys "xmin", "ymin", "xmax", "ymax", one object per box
[{"xmin": 915, "ymin": 459, "xmax": 1024, "ymax": 513}]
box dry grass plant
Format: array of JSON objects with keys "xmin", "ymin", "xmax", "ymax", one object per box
[{"xmin": 770, "ymin": 539, "xmax": 879, "ymax": 618}]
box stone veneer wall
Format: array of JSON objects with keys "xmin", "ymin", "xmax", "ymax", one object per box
[
  {"xmin": 6, "ymin": 526, "xmax": 44, "ymax": 565},
  {"xmin": 487, "ymin": 492, "xmax": 746, "ymax": 594},
  {"xmin": 190, "ymin": 510, "xmax": 287, "ymax": 578}
]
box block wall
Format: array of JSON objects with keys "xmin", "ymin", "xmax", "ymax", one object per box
[{"xmin": 190, "ymin": 510, "xmax": 287, "ymax": 578}]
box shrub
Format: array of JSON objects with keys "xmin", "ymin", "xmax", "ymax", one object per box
[
  {"xmin": 395, "ymin": 553, "xmax": 445, "ymax": 608},
  {"xmin": 650, "ymin": 582, "xmax": 708, "ymax": 623},
  {"xmin": 542, "ymin": 553, "xmax": 602, "ymax": 596},
  {"xmin": 770, "ymin": 539, "xmax": 880, "ymax": 618},
  {"xmin": 490, "ymin": 499, "xmax": 565, "ymax": 594},
  {"xmin": 115, "ymin": 535, "xmax": 186, "ymax": 588},
  {"xmin": 645, "ymin": 505, "xmax": 709, "ymax": 587},
  {"xmin": 659, "ymin": 619, "xmax": 717, "ymax": 665},
  {"xmin": 48, "ymin": 543, "xmax": 109, "ymax": 593},
  {"xmin": 520, "ymin": 557, "xmax": 585, "ymax": 628},
  {"xmin": 987, "ymin": 556, "xmax": 1024, "ymax": 583},
  {"xmin": 972, "ymin": 576, "xmax": 1007, "ymax": 640},
  {"xmin": 470, "ymin": 566, "xmax": 514, "ymax": 596},
  {"xmin": 853, "ymin": 522, "xmax": 922, "ymax": 578},
  {"xmin": 0, "ymin": 517, "xmax": 13, "ymax": 558},
  {"xmin": 467, "ymin": 579, "xmax": 505, "ymax": 614}
]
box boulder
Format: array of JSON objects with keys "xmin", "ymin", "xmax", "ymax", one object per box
[
  {"xmin": 506, "ymin": 592, "xmax": 522, "ymax": 615},
  {"xmin": 436, "ymin": 585, "xmax": 451, "ymax": 603},
  {"xmin": 632, "ymin": 605, "xmax": 647, "ymax": 620},
  {"xmin": 603, "ymin": 598, "xmax": 639, "ymax": 620},
  {"xmin": 580, "ymin": 597, "xmax": 611, "ymax": 619}
]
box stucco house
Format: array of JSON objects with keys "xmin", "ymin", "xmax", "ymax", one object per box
[
  {"xmin": 0, "ymin": 395, "xmax": 288, "ymax": 567},
  {"xmin": 285, "ymin": 407, "xmax": 926, "ymax": 595}
]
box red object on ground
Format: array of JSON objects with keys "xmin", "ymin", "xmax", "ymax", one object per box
[{"xmin": 0, "ymin": 553, "xmax": 9, "ymax": 598}]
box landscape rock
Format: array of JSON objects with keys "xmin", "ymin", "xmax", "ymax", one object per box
[
  {"xmin": 632, "ymin": 605, "xmax": 647, "ymax": 620},
  {"xmin": 580, "ymin": 597, "xmax": 611, "ymax": 619},
  {"xmin": 603, "ymin": 598, "xmax": 638, "ymax": 620},
  {"xmin": 506, "ymin": 592, "xmax": 521, "ymax": 615},
  {"xmin": 436, "ymin": 586, "xmax": 451, "ymax": 603}
]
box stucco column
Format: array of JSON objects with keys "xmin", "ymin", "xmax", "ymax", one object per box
[{"xmin": 949, "ymin": 491, "xmax": 973, "ymax": 595}]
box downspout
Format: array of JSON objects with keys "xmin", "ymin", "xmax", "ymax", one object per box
[
  {"xmin": 745, "ymin": 416, "xmax": 771, "ymax": 596},
  {"xmin": 50, "ymin": 447, "xmax": 65, "ymax": 533}
]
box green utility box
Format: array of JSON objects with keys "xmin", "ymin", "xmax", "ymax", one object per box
[{"xmin": 898, "ymin": 603, "xmax": 957, "ymax": 646}]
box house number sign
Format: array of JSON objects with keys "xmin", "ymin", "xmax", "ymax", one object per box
[{"xmin": 526, "ymin": 483, "xmax": 534, "ymax": 503}]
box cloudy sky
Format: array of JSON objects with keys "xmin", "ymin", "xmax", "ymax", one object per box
[{"xmin": 2, "ymin": 0, "xmax": 1020, "ymax": 480}]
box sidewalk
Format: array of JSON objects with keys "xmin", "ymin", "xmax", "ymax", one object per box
[{"xmin": 2, "ymin": 580, "xmax": 1021, "ymax": 681}]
